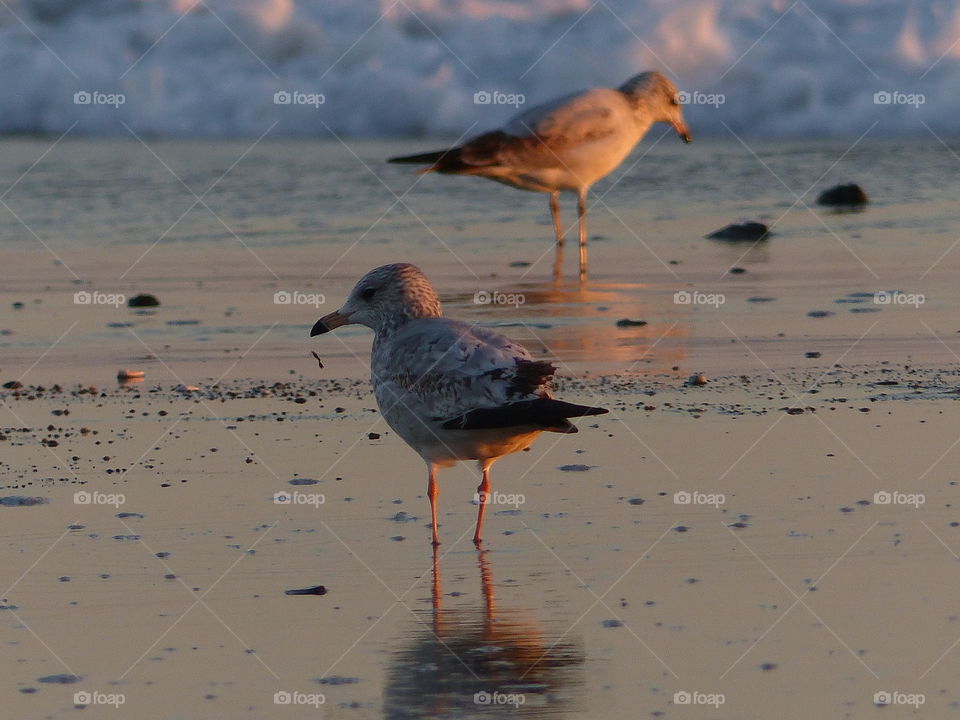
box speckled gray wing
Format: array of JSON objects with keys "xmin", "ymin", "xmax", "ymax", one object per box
[{"xmin": 373, "ymin": 318, "xmax": 554, "ymax": 419}]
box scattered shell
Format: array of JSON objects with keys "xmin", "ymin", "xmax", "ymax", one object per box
[
  {"xmin": 117, "ymin": 369, "xmax": 145, "ymax": 381},
  {"xmin": 687, "ymin": 373, "xmax": 708, "ymax": 386}
]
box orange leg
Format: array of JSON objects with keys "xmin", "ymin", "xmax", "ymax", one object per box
[
  {"xmin": 550, "ymin": 191, "xmax": 564, "ymax": 280},
  {"xmin": 427, "ymin": 464, "xmax": 440, "ymax": 546},
  {"xmin": 577, "ymin": 188, "xmax": 588, "ymax": 283},
  {"xmin": 473, "ymin": 462, "xmax": 492, "ymax": 546}
]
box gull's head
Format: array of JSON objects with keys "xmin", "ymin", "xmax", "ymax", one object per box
[
  {"xmin": 620, "ymin": 71, "xmax": 692, "ymax": 144},
  {"xmin": 310, "ymin": 263, "xmax": 442, "ymax": 337}
]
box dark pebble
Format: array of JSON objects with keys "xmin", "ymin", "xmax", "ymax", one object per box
[
  {"xmin": 816, "ymin": 183, "xmax": 868, "ymax": 206},
  {"xmin": 128, "ymin": 294, "xmax": 160, "ymax": 308},
  {"xmin": 707, "ymin": 221, "xmax": 770, "ymax": 241},
  {"xmin": 616, "ymin": 318, "xmax": 648, "ymax": 327}
]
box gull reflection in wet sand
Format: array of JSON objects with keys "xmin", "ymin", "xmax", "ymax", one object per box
[
  {"xmin": 384, "ymin": 549, "xmax": 584, "ymax": 719},
  {"xmin": 457, "ymin": 281, "xmax": 689, "ymax": 370}
]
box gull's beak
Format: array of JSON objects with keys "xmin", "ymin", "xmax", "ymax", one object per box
[
  {"xmin": 310, "ymin": 310, "xmax": 351, "ymax": 336},
  {"xmin": 673, "ymin": 121, "xmax": 692, "ymax": 144}
]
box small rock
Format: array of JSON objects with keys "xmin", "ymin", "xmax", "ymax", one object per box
[
  {"xmin": 558, "ymin": 464, "xmax": 592, "ymax": 472},
  {"xmin": 817, "ymin": 183, "xmax": 868, "ymax": 206},
  {"xmin": 687, "ymin": 373, "xmax": 708, "ymax": 387},
  {"xmin": 128, "ymin": 293, "xmax": 160, "ymax": 307},
  {"xmin": 804, "ymin": 351, "xmax": 822, "ymax": 358},
  {"xmin": 616, "ymin": 318, "xmax": 648, "ymax": 327},
  {"xmin": 728, "ymin": 267, "xmax": 747, "ymax": 274},
  {"xmin": 707, "ymin": 221, "xmax": 770, "ymax": 241},
  {"xmin": 807, "ymin": 310, "xmax": 834, "ymax": 318}
]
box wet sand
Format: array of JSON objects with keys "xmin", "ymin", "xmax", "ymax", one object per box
[
  {"xmin": 2, "ymin": 138, "xmax": 960, "ymax": 718},
  {"xmin": 2, "ymin": 364, "xmax": 959, "ymax": 718}
]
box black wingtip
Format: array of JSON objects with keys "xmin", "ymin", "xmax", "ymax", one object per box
[{"xmin": 442, "ymin": 399, "xmax": 607, "ymax": 431}]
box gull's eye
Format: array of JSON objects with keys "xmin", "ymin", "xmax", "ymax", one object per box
[
  {"xmin": 360, "ymin": 287, "xmax": 376, "ymax": 300},
  {"xmin": 670, "ymin": 96, "xmax": 680, "ymax": 106}
]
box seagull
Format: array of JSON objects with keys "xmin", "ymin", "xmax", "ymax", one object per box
[
  {"xmin": 388, "ymin": 71, "xmax": 692, "ymax": 281},
  {"xmin": 310, "ymin": 263, "xmax": 608, "ymax": 546}
]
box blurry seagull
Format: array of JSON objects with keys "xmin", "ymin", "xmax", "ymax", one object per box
[
  {"xmin": 389, "ymin": 71, "xmax": 691, "ymax": 281},
  {"xmin": 311, "ymin": 263, "xmax": 607, "ymax": 546}
]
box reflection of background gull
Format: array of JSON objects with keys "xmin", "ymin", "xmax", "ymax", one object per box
[
  {"xmin": 389, "ymin": 71, "xmax": 691, "ymax": 281},
  {"xmin": 383, "ymin": 549, "xmax": 584, "ymax": 719}
]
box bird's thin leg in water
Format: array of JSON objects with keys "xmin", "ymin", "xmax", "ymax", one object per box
[
  {"xmin": 427, "ymin": 464, "xmax": 440, "ymax": 546},
  {"xmin": 473, "ymin": 461, "xmax": 492, "ymax": 546},
  {"xmin": 550, "ymin": 191, "xmax": 564, "ymax": 281},
  {"xmin": 577, "ymin": 188, "xmax": 589, "ymax": 282}
]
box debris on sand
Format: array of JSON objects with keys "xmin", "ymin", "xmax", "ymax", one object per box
[{"xmin": 285, "ymin": 585, "xmax": 327, "ymax": 596}]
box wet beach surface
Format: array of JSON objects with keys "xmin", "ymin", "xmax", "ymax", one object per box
[{"xmin": 2, "ymin": 138, "xmax": 960, "ymax": 717}]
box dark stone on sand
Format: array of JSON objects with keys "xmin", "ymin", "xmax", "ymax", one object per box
[
  {"xmin": 616, "ymin": 318, "xmax": 648, "ymax": 327},
  {"xmin": 368, "ymin": 432, "xmax": 381, "ymax": 439},
  {"xmin": 289, "ymin": 478, "xmax": 318, "ymax": 486},
  {"xmin": 38, "ymin": 674, "xmax": 82, "ymax": 684},
  {"xmin": 807, "ymin": 310, "xmax": 834, "ymax": 318},
  {"xmin": 0, "ymin": 496, "xmax": 48, "ymax": 506},
  {"xmin": 559, "ymin": 464, "xmax": 592, "ymax": 472},
  {"xmin": 628, "ymin": 498, "xmax": 645, "ymax": 505},
  {"xmin": 116, "ymin": 512, "xmax": 144, "ymax": 519},
  {"xmin": 760, "ymin": 662, "xmax": 778, "ymax": 671},
  {"xmin": 285, "ymin": 585, "xmax": 327, "ymax": 596},
  {"xmin": 509, "ymin": 261, "xmax": 531, "ymax": 267},
  {"xmin": 728, "ymin": 267, "xmax": 746, "ymax": 274},
  {"xmin": 805, "ymin": 352, "xmax": 822, "ymax": 358},
  {"xmin": 817, "ymin": 183, "xmax": 868, "ymax": 206},
  {"xmin": 2, "ymin": 380, "xmax": 23, "ymax": 389},
  {"xmin": 707, "ymin": 221, "xmax": 770, "ymax": 241},
  {"xmin": 601, "ymin": 619, "xmax": 624, "ymax": 628},
  {"xmin": 746, "ymin": 296, "xmax": 776, "ymax": 303},
  {"xmin": 315, "ymin": 676, "xmax": 359, "ymax": 685},
  {"xmin": 128, "ymin": 293, "xmax": 160, "ymax": 308}
]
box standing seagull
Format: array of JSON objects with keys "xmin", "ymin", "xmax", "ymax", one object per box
[
  {"xmin": 311, "ymin": 263, "xmax": 607, "ymax": 546},
  {"xmin": 388, "ymin": 71, "xmax": 692, "ymax": 281}
]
